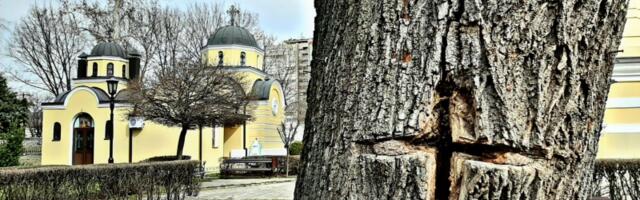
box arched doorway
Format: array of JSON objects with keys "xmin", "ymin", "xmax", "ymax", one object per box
[{"xmin": 73, "ymin": 113, "xmax": 94, "ymax": 165}]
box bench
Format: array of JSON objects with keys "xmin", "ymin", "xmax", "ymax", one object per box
[{"xmin": 220, "ymin": 156, "xmax": 283, "ymax": 177}]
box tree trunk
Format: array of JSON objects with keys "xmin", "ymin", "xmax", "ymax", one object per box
[
  {"xmin": 295, "ymin": 0, "xmax": 628, "ymax": 199},
  {"xmin": 286, "ymin": 148, "xmax": 290, "ymax": 177},
  {"xmin": 176, "ymin": 125, "xmax": 189, "ymax": 160}
]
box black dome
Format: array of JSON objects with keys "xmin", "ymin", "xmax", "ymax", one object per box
[
  {"xmin": 207, "ymin": 26, "xmax": 259, "ymax": 49},
  {"xmin": 90, "ymin": 42, "xmax": 127, "ymax": 58}
]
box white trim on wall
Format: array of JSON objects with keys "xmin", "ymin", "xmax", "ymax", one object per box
[
  {"xmin": 202, "ymin": 45, "xmax": 265, "ymax": 54},
  {"xmin": 87, "ymin": 56, "xmax": 129, "ymax": 62},
  {"xmin": 612, "ymin": 62, "xmax": 640, "ymax": 82},
  {"xmin": 602, "ymin": 124, "xmax": 640, "ymax": 134},
  {"xmin": 606, "ymin": 98, "xmax": 640, "ymax": 108}
]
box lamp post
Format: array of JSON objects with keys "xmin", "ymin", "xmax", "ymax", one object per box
[{"xmin": 107, "ymin": 78, "xmax": 119, "ymax": 163}]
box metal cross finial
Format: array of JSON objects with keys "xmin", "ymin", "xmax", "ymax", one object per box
[{"xmin": 227, "ymin": 5, "xmax": 240, "ymax": 26}]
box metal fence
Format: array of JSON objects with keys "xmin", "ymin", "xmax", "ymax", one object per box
[{"xmin": 592, "ymin": 159, "xmax": 640, "ymax": 200}]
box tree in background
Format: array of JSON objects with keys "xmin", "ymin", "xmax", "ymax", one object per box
[
  {"xmin": 26, "ymin": 96, "xmax": 43, "ymax": 138},
  {"xmin": 296, "ymin": 0, "xmax": 628, "ymax": 199},
  {"xmin": 277, "ymin": 121, "xmax": 299, "ymax": 176},
  {"xmin": 0, "ymin": 73, "xmax": 29, "ymax": 167},
  {"xmin": 129, "ymin": 61, "xmax": 250, "ymax": 159},
  {"xmin": 5, "ymin": 0, "xmax": 272, "ymax": 95},
  {"xmin": 6, "ymin": 1, "xmax": 88, "ymax": 96}
]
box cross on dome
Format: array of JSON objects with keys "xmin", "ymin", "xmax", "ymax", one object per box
[{"xmin": 227, "ymin": 5, "xmax": 240, "ymax": 26}]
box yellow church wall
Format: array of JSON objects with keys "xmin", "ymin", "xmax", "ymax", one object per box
[
  {"xmin": 607, "ymin": 82, "xmax": 640, "ymax": 98},
  {"xmin": 72, "ymin": 81, "xmax": 129, "ymax": 94},
  {"xmin": 597, "ymin": 133, "xmax": 640, "ymax": 158},
  {"xmin": 223, "ymin": 126, "xmax": 243, "ymax": 157},
  {"xmin": 222, "ymin": 82, "xmax": 286, "ymax": 157},
  {"xmin": 42, "ymin": 87, "xmax": 225, "ymax": 172},
  {"xmin": 86, "ymin": 59, "xmax": 129, "ymax": 78},
  {"xmin": 617, "ymin": 0, "xmax": 640, "ymax": 58},
  {"xmin": 132, "ymin": 122, "xmax": 224, "ymax": 172},
  {"xmin": 603, "ymin": 108, "xmax": 640, "ymax": 124},
  {"xmin": 42, "ymin": 88, "xmax": 117, "ymax": 165},
  {"xmin": 595, "ymin": 0, "xmax": 640, "ymax": 159},
  {"xmin": 205, "ymin": 47, "xmax": 264, "ymax": 70}
]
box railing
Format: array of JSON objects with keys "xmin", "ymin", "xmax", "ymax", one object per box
[
  {"xmin": 21, "ymin": 146, "xmax": 41, "ymax": 156},
  {"xmin": 592, "ymin": 159, "xmax": 640, "ymax": 200}
]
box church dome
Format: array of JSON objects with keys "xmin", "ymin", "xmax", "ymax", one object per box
[
  {"xmin": 90, "ymin": 42, "xmax": 127, "ymax": 58},
  {"xmin": 207, "ymin": 25, "xmax": 259, "ymax": 49}
]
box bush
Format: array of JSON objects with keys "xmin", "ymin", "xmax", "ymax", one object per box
[
  {"xmin": 143, "ymin": 155, "xmax": 192, "ymax": 162},
  {"xmin": 287, "ymin": 155, "xmax": 301, "ymax": 175},
  {"xmin": 0, "ymin": 160, "xmax": 200, "ymax": 200},
  {"xmin": 289, "ymin": 141, "xmax": 303, "ymax": 155},
  {"xmin": 0, "ymin": 125, "xmax": 24, "ymax": 167}
]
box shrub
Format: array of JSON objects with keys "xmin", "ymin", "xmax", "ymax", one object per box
[
  {"xmin": 143, "ymin": 155, "xmax": 192, "ymax": 162},
  {"xmin": 287, "ymin": 155, "xmax": 301, "ymax": 175},
  {"xmin": 0, "ymin": 160, "xmax": 200, "ymax": 200},
  {"xmin": 0, "ymin": 125, "xmax": 24, "ymax": 167},
  {"xmin": 289, "ymin": 141, "xmax": 303, "ymax": 155}
]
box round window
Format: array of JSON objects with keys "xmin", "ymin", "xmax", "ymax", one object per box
[{"xmin": 271, "ymin": 99, "xmax": 278, "ymax": 116}]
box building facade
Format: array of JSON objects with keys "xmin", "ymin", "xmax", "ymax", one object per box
[
  {"xmin": 265, "ymin": 38, "xmax": 312, "ymax": 140},
  {"xmin": 597, "ymin": 0, "xmax": 640, "ymax": 159},
  {"xmin": 41, "ymin": 24, "xmax": 286, "ymax": 172}
]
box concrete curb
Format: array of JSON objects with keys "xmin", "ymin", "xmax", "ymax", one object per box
[{"xmin": 200, "ymin": 179, "xmax": 295, "ymax": 190}]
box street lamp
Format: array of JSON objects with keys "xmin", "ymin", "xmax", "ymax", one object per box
[{"xmin": 107, "ymin": 78, "xmax": 118, "ymax": 163}]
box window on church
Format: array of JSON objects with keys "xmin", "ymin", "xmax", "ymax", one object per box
[
  {"xmin": 53, "ymin": 122, "xmax": 61, "ymax": 141},
  {"xmin": 240, "ymin": 52, "xmax": 246, "ymax": 66},
  {"xmin": 92, "ymin": 63, "xmax": 98, "ymax": 77},
  {"xmin": 105, "ymin": 120, "xmax": 112, "ymax": 140},
  {"xmin": 107, "ymin": 63, "xmax": 114, "ymax": 77},
  {"xmin": 122, "ymin": 65, "xmax": 127, "ymax": 78},
  {"xmin": 218, "ymin": 51, "xmax": 224, "ymax": 65}
]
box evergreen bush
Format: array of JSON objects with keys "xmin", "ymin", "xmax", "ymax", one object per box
[
  {"xmin": 289, "ymin": 141, "xmax": 303, "ymax": 155},
  {"xmin": 0, "ymin": 160, "xmax": 200, "ymax": 200}
]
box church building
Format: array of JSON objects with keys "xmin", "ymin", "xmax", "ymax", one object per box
[{"xmin": 40, "ymin": 12, "xmax": 286, "ymax": 172}]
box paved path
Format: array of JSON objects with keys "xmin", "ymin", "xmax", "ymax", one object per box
[{"xmin": 189, "ymin": 178, "xmax": 296, "ymax": 200}]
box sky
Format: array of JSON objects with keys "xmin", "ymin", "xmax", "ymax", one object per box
[{"xmin": 0, "ymin": 0, "xmax": 315, "ymax": 95}]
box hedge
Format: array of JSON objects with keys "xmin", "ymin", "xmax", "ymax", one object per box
[
  {"xmin": 592, "ymin": 159, "xmax": 640, "ymax": 200},
  {"xmin": 143, "ymin": 155, "xmax": 192, "ymax": 162},
  {"xmin": 0, "ymin": 160, "xmax": 200, "ymax": 200}
]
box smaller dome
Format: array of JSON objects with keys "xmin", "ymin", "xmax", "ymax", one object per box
[
  {"xmin": 90, "ymin": 42, "xmax": 127, "ymax": 58},
  {"xmin": 207, "ymin": 26, "xmax": 260, "ymax": 49}
]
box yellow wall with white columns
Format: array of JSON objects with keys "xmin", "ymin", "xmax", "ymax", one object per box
[
  {"xmin": 204, "ymin": 47, "xmax": 264, "ymax": 70},
  {"xmin": 596, "ymin": 0, "xmax": 640, "ymax": 159},
  {"xmin": 42, "ymin": 87, "xmax": 225, "ymax": 172}
]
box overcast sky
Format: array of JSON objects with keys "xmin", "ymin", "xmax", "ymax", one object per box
[{"xmin": 0, "ymin": 0, "xmax": 315, "ymax": 95}]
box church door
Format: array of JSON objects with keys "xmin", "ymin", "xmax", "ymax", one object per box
[{"xmin": 73, "ymin": 113, "xmax": 94, "ymax": 165}]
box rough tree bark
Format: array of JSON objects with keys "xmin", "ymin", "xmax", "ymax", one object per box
[{"xmin": 295, "ymin": 0, "xmax": 628, "ymax": 199}]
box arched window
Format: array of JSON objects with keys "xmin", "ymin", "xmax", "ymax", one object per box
[
  {"xmin": 122, "ymin": 65, "xmax": 127, "ymax": 79},
  {"xmin": 107, "ymin": 63, "xmax": 114, "ymax": 77},
  {"xmin": 53, "ymin": 122, "xmax": 61, "ymax": 141},
  {"xmin": 105, "ymin": 120, "xmax": 112, "ymax": 140},
  {"xmin": 240, "ymin": 52, "xmax": 246, "ymax": 66},
  {"xmin": 218, "ymin": 51, "xmax": 224, "ymax": 66},
  {"xmin": 92, "ymin": 63, "xmax": 98, "ymax": 77}
]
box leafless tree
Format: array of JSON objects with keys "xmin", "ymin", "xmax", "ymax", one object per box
[
  {"xmin": 264, "ymin": 43, "xmax": 300, "ymax": 120},
  {"xmin": 130, "ymin": 61, "xmax": 251, "ymax": 159},
  {"xmin": 277, "ymin": 121, "xmax": 299, "ymax": 176},
  {"xmin": 27, "ymin": 108, "xmax": 42, "ymax": 138},
  {"xmin": 6, "ymin": 2, "xmax": 88, "ymax": 96}
]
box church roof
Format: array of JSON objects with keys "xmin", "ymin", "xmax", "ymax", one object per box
[
  {"xmin": 45, "ymin": 86, "xmax": 111, "ymax": 105},
  {"xmin": 249, "ymin": 79, "xmax": 277, "ymax": 100},
  {"xmin": 90, "ymin": 42, "xmax": 127, "ymax": 58},
  {"xmin": 207, "ymin": 25, "xmax": 260, "ymax": 49}
]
